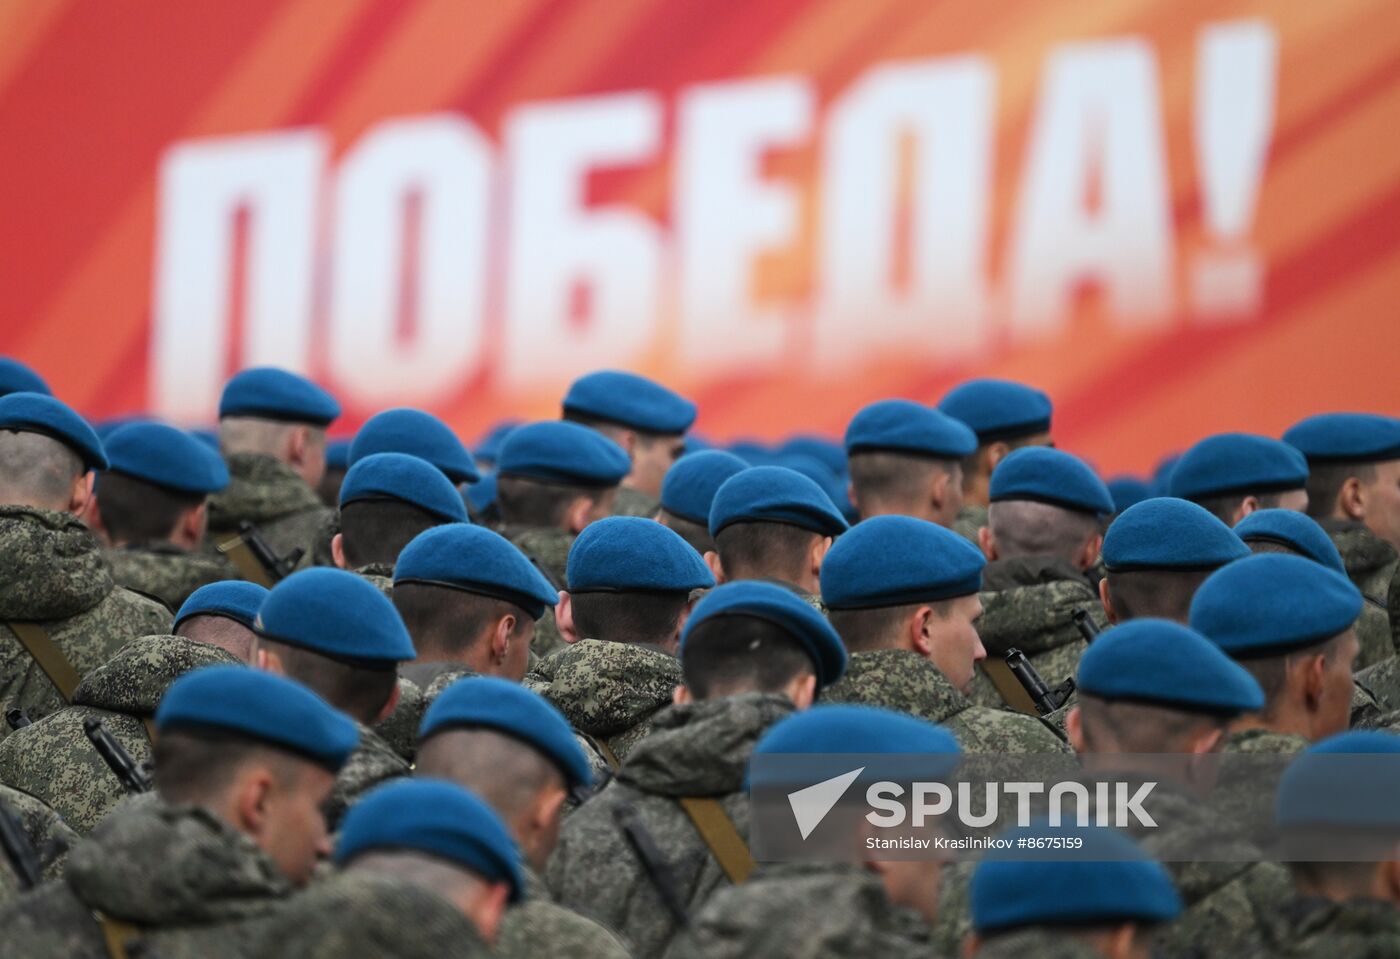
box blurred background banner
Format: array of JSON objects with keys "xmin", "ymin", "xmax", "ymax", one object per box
[{"xmin": 0, "ymin": 0, "xmax": 1396, "ymax": 471}]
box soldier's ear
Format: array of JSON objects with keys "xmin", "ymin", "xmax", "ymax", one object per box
[
  {"xmin": 785, "ymin": 672, "xmax": 817, "ymax": 710},
  {"xmin": 1098, "ymin": 577, "xmax": 1118, "ymax": 624},
  {"xmin": 1340, "ymin": 475, "xmax": 1367, "ymax": 520},
  {"xmin": 1101, "ymin": 923, "xmax": 1142, "ymax": 959},
  {"xmin": 1076, "ymin": 533, "xmax": 1103, "ymax": 572},
  {"xmin": 491, "ymin": 614, "xmax": 517, "ymax": 664},
  {"xmin": 564, "ymin": 496, "xmax": 593, "ymax": 535},
  {"xmin": 67, "ymin": 471, "xmax": 94, "ymax": 519},
  {"xmin": 673, "ymin": 684, "xmax": 692, "ymax": 706},
  {"xmin": 330, "ymin": 533, "xmax": 348, "ymax": 570},
  {"xmin": 1064, "ymin": 706, "xmax": 1085, "ymax": 753},
  {"xmin": 910, "ymin": 607, "xmax": 935, "ymax": 658},
  {"xmin": 555, "ymin": 592, "xmax": 580, "ymax": 644},
  {"xmin": 976, "ymin": 525, "xmax": 996, "ymax": 561},
  {"xmin": 984, "ymin": 441, "xmax": 1011, "ymax": 473},
  {"xmin": 961, "ymin": 933, "xmax": 983, "ymax": 958},
  {"xmin": 373, "ymin": 681, "xmax": 401, "ymax": 726},
  {"xmin": 704, "ymin": 550, "xmax": 726, "ymax": 585},
  {"xmin": 1380, "ymin": 854, "xmax": 1400, "ymax": 904}
]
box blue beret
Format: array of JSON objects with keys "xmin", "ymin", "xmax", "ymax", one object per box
[
  {"xmin": 102, "ymin": 421, "xmax": 229, "ymax": 496},
  {"xmin": 971, "ymin": 826, "xmax": 1181, "ymax": 933},
  {"xmin": 989, "ymin": 447, "xmax": 1113, "ymax": 515},
  {"xmin": 420, "ymin": 676, "xmax": 592, "ymax": 789},
  {"xmin": 325, "ymin": 439, "xmax": 352, "ymax": 471},
  {"xmin": 1285, "ymin": 413, "xmax": 1400, "ymax": 464},
  {"xmin": 218, "ymin": 367, "xmax": 340, "ymax": 427},
  {"xmin": 660, "ymin": 450, "xmax": 749, "ymax": 524},
  {"xmin": 845, "ymin": 399, "xmax": 977, "ymax": 459},
  {"xmin": 394, "ymin": 523, "xmax": 559, "ymax": 620},
  {"xmin": 0, "ymin": 358, "xmax": 51, "ymax": 398},
  {"xmin": 1168, "ymin": 433, "xmax": 1309, "ymax": 500},
  {"xmin": 682, "ymin": 581, "xmax": 847, "ymax": 689},
  {"xmin": 93, "ymin": 416, "xmax": 144, "ymax": 442},
  {"xmin": 336, "ymin": 779, "xmax": 524, "ymax": 902},
  {"xmin": 1276, "ymin": 731, "xmax": 1400, "ymax": 829},
  {"xmin": 1106, "ymin": 476, "xmax": 1153, "ymax": 514},
  {"xmin": 465, "ymin": 472, "xmax": 498, "ymax": 515},
  {"xmin": 0, "ymin": 392, "xmax": 107, "ymax": 470},
  {"xmin": 157, "ymin": 665, "xmax": 358, "ymax": 770},
  {"xmin": 1151, "ymin": 453, "xmax": 1181, "ymax": 496},
  {"xmin": 563, "ymin": 369, "xmax": 697, "ymax": 434},
  {"xmin": 1234, "ymin": 509, "xmax": 1346, "ymax": 573},
  {"xmin": 474, "ymin": 420, "xmax": 521, "ymax": 466},
  {"xmin": 1102, "ymin": 498, "xmax": 1249, "ymax": 571},
  {"xmin": 776, "ymin": 453, "xmax": 855, "ymax": 523},
  {"xmin": 709, "ymin": 466, "xmax": 849, "ymax": 538},
  {"xmin": 566, "ymin": 517, "xmax": 714, "ymax": 593},
  {"xmin": 174, "ymin": 580, "xmax": 269, "ymax": 631},
  {"xmin": 1190, "ymin": 554, "xmax": 1362, "ymax": 657},
  {"xmin": 350, "ymin": 408, "xmax": 478, "ymax": 484},
  {"xmin": 339, "ymin": 452, "xmax": 468, "ymax": 524},
  {"xmin": 1077, "ymin": 619, "xmax": 1264, "ymax": 714},
  {"xmin": 191, "ymin": 429, "xmax": 220, "ymax": 453},
  {"xmin": 754, "ymin": 704, "xmax": 959, "ymax": 762},
  {"xmin": 778, "ymin": 435, "xmax": 847, "ymax": 477},
  {"xmin": 937, "ymin": 378, "xmax": 1053, "ymax": 443},
  {"xmin": 727, "ymin": 440, "xmax": 773, "ymax": 465},
  {"xmin": 497, "ymin": 421, "xmax": 630, "ymax": 487},
  {"xmin": 821, "ymin": 515, "xmax": 985, "ymax": 610},
  {"xmin": 257, "ymin": 568, "xmax": 415, "ymax": 665}
]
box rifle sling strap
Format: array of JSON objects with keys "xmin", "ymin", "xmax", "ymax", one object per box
[
  {"xmin": 6, "ymin": 621, "xmax": 80, "ymax": 703},
  {"xmin": 677, "ymin": 796, "xmax": 754, "ymax": 885},
  {"xmin": 216, "ymin": 533, "xmax": 275, "ymax": 588},
  {"xmin": 980, "ymin": 657, "xmax": 1039, "ymax": 717},
  {"xmin": 594, "ymin": 736, "xmax": 621, "ymax": 772},
  {"xmin": 141, "ymin": 717, "xmax": 157, "ymax": 743},
  {"xmin": 98, "ymin": 913, "xmax": 141, "ymax": 959}
]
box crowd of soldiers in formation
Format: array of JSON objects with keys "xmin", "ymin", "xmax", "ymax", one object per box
[{"xmin": 0, "ymin": 354, "xmax": 1396, "ymax": 958}]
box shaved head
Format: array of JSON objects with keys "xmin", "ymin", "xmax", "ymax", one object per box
[
  {"xmin": 416, "ymin": 727, "xmax": 564, "ymax": 816},
  {"xmin": 0, "ymin": 430, "xmax": 85, "ymax": 511},
  {"xmin": 988, "ymin": 500, "xmax": 1101, "ymax": 563}
]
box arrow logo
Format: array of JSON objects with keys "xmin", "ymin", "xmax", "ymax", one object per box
[{"xmin": 787, "ymin": 767, "xmax": 864, "ymax": 840}]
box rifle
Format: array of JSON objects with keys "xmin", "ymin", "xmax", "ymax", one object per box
[
  {"xmin": 1071, "ymin": 608, "xmax": 1101, "ymax": 644},
  {"xmin": 1004, "ymin": 648, "xmax": 1076, "ymax": 716},
  {"xmin": 5, "ymin": 709, "xmax": 31, "ymax": 731},
  {"xmin": 0, "ymin": 801, "xmax": 42, "ymax": 890},
  {"xmin": 612, "ymin": 801, "xmax": 690, "ymax": 928},
  {"xmin": 217, "ymin": 521, "xmax": 304, "ymax": 586},
  {"xmin": 83, "ymin": 718, "xmax": 153, "ymax": 794}
]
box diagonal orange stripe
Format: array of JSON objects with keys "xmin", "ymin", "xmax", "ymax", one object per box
[{"xmin": 0, "ymin": 0, "xmax": 74, "ymax": 97}]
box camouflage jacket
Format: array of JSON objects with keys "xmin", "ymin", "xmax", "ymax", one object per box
[
  {"xmin": 1208, "ymin": 728, "xmax": 1310, "ymax": 849},
  {"xmin": 104, "ymin": 541, "xmax": 237, "ymax": 611},
  {"xmin": 354, "ymin": 562, "xmax": 394, "ymax": 596},
  {"xmin": 1355, "ymin": 599, "xmax": 1395, "ymax": 670},
  {"xmin": 529, "ymin": 638, "xmax": 682, "ymax": 762},
  {"xmin": 549, "ymin": 693, "xmax": 795, "ymax": 958},
  {"xmin": 498, "ymin": 865, "xmax": 631, "ymax": 959},
  {"xmin": 0, "ymin": 506, "xmax": 172, "ymax": 733},
  {"xmin": 952, "ymin": 503, "xmax": 988, "ymax": 544},
  {"xmin": 0, "ymin": 634, "xmax": 240, "ymax": 833},
  {"xmin": 326, "ymin": 722, "xmax": 411, "ymax": 830},
  {"xmin": 664, "ymin": 860, "xmax": 933, "ymax": 959},
  {"xmin": 499, "ymin": 523, "xmax": 574, "ymax": 591},
  {"xmin": 369, "ymin": 676, "xmax": 425, "ymax": 763},
  {"xmin": 820, "ymin": 649, "xmax": 1070, "ymax": 753},
  {"xmin": 966, "ymin": 556, "xmax": 1105, "ymax": 712},
  {"xmin": 972, "ymin": 928, "xmax": 1107, "ymax": 959},
  {"xmin": 0, "ymin": 800, "xmax": 293, "ymax": 959},
  {"xmin": 1357, "ymin": 656, "xmax": 1400, "ymax": 714},
  {"xmin": 245, "ymin": 870, "xmax": 493, "ymax": 959},
  {"xmin": 1253, "ymin": 894, "xmax": 1400, "ymax": 958},
  {"xmin": 0, "ymin": 784, "xmax": 80, "ymax": 906},
  {"xmin": 1321, "ymin": 518, "xmax": 1398, "ymax": 607},
  {"xmin": 613, "ymin": 486, "xmax": 661, "ymax": 519},
  {"xmin": 205, "ymin": 452, "xmax": 331, "ymax": 569}
]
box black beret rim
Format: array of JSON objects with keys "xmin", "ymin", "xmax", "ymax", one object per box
[
  {"xmin": 846, "ymin": 442, "xmax": 967, "ymax": 461},
  {"xmin": 1235, "ymin": 531, "xmax": 1310, "ymax": 556},
  {"xmin": 1073, "ymin": 689, "xmax": 1252, "ymax": 719},
  {"xmin": 103, "ymin": 466, "xmax": 218, "ymax": 497},
  {"xmin": 966, "ymin": 416, "xmax": 1053, "ymax": 445},
  {"xmin": 565, "ymin": 584, "xmax": 702, "ymax": 598},
  {"xmin": 1175, "ymin": 477, "xmax": 1309, "ymax": 500},
  {"xmin": 495, "ymin": 468, "xmax": 621, "ymax": 490},
  {"xmin": 218, "ymin": 404, "xmax": 336, "ymax": 428},
  {"xmin": 173, "ymin": 608, "xmax": 257, "ymax": 631},
  {"xmin": 391, "ymin": 576, "xmax": 550, "ymax": 622},
  {"xmin": 562, "ymin": 401, "xmax": 691, "ymax": 436},
  {"xmin": 0, "ymin": 421, "xmax": 106, "ymax": 470},
  {"xmin": 340, "ymin": 841, "xmax": 522, "ymax": 902},
  {"xmin": 253, "ymin": 628, "xmax": 404, "ymax": 670},
  {"xmin": 688, "ymin": 608, "xmax": 842, "ymax": 687},
  {"xmin": 1297, "ymin": 445, "xmax": 1400, "ymax": 465},
  {"xmin": 823, "ymin": 580, "xmax": 982, "ymax": 611},
  {"xmin": 418, "ymin": 716, "xmax": 587, "ymax": 788},
  {"xmin": 1101, "ymin": 559, "xmax": 1239, "ymax": 574},
  {"xmin": 658, "ymin": 501, "xmax": 709, "ymax": 526},
  {"xmin": 974, "ymin": 906, "xmax": 1176, "ymax": 936},
  {"xmin": 710, "ymin": 514, "xmax": 848, "ymax": 539},
  {"xmin": 156, "ymin": 718, "xmax": 348, "ymax": 772},
  {"xmin": 1217, "ymin": 622, "xmax": 1361, "ymax": 661},
  {"xmin": 338, "ymin": 491, "xmax": 465, "ymax": 524},
  {"xmin": 988, "ymin": 490, "xmax": 1109, "ymax": 516}
]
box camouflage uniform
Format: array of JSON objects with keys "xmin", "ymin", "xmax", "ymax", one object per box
[
  {"xmin": 1208, "ymin": 728, "xmax": 1310, "ymax": 848},
  {"xmin": 245, "ymin": 870, "xmax": 492, "ymax": 959},
  {"xmin": 965, "ymin": 556, "xmax": 1106, "ymax": 712},
  {"xmin": 613, "ymin": 486, "xmax": 661, "ymax": 519},
  {"xmin": 104, "ymin": 542, "xmax": 237, "ymax": 611},
  {"xmin": 369, "ymin": 676, "xmax": 425, "ymax": 763},
  {"xmin": 0, "ymin": 784, "xmax": 79, "ymax": 905},
  {"xmin": 0, "ymin": 800, "xmax": 293, "ymax": 959},
  {"xmin": 972, "ymin": 929, "xmax": 1107, "ymax": 959},
  {"xmin": 497, "ymin": 865, "xmax": 630, "ymax": 959},
  {"xmin": 1358, "ymin": 655, "xmax": 1400, "ymax": 714},
  {"xmin": 952, "ymin": 503, "xmax": 988, "ymax": 543},
  {"xmin": 664, "ymin": 861, "xmax": 933, "ymax": 959},
  {"xmin": 326, "ymin": 723, "xmax": 411, "ymax": 829},
  {"xmin": 205, "ymin": 452, "xmax": 331, "ymax": 569},
  {"xmin": 353, "ymin": 562, "xmax": 394, "ymax": 596},
  {"xmin": 499, "ymin": 523, "xmax": 572, "ymax": 658},
  {"xmin": 549, "ymin": 693, "xmax": 794, "ymax": 957},
  {"xmin": 0, "ymin": 506, "xmax": 172, "ymax": 733},
  {"xmin": 1355, "ymin": 600, "xmax": 1395, "ymax": 670},
  {"xmin": 1253, "ymin": 895, "xmax": 1400, "ymax": 958},
  {"xmin": 1321, "ymin": 517, "xmax": 1397, "ymax": 667},
  {"xmin": 0, "ymin": 634, "xmax": 240, "ymax": 833},
  {"xmin": 820, "ymin": 649, "xmax": 1070, "ymax": 753}
]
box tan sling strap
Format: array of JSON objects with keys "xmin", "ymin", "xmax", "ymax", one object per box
[
  {"xmin": 677, "ymin": 796, "xmax": 755, "ymax": 885},
  {"xmin": 595, "ymin": 737, "xmax": 621, "ymax": 772},
  {"xmin": 216, "ymin": 533, "xmax": 275, "ymax": 588},
  {"xmin": 980, "ymin": 657, "xmax": 1039, "ymax": 717},
  {"xmin": 141, "ymin": 717, "xmax": 157, "ymax": 743},
  {"xmin": 6, "ymin": 621, "xmax": 81, "ymax": 703},
  {"xmin": 98, "ymin": 913, "xmax": 141, "ymax": 959}
]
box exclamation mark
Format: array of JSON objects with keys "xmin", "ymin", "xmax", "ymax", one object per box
[{"xmin": 1191, "ymin": 20, "xmax": 1277, "ymax": 319}]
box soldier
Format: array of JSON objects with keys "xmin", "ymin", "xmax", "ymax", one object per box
[
  {"xmin": 966, "ymin": 447, "xmax": 1113, "ymax": 713},
  {"xmin": 315, "ymin": 438, "xmax": 351, "ymax": 507},
  {"xmin": 667, "ymin": 706, "xmax": 958, "ymax": 959},
  {"xmin": 550, "ymin": 580, "xmax": 846, "ymax": 957},
  {"xmin": 844, "ymin": 398, "xmax": 976, "ymax": 527},
  {"xmin": 936, "ymin": 379, "xmax": 1054, "ymax": 542},
  {"xmin": 251, "ymin": 567, "xmax": 415, "ymax": 826},
  {"xmin": 965, "ymin": 825, "xmax": 1182, "ymax": 959},
  {"xmin": 820, "ymin": 515, "xmax": 1069, "ymax": 753},
  {"xmin": 1099, "ymin": 498, "xmax": 1250, "ymax": 624},
  {"xmin": 0, "ymin": 784, "xmax": 80, "ymax": 905},
  {"xmin": 0, "ymin": 357, "xmax": 50, "ymax": 397},
  {"xmin": 1255, "ymin": 731, "xmax": 1400, "ymax": 956},
  {"xmin": 537, "ymin": 517, "xmax": 714, "ymax": 765},
  {"xmin": 473, "ymin": 419, "xmax": 521, "ymax": 475},
  {"xmin": 89, "ymin": 421, "xmax": 237, "ymax": 610},
  {"xmin": 416, "ymin": 677, "xmax": 629, "ymax": 959},
  {"xmin": 1106, "ymin": 475, "xmax": 1152, "ymax": 518},
  {"xmin": 1285, "ymin": 413, "xmax": 1400, "ymax": 629},
  {"xmin": 331, "ymin": 452, "xmax": 469, "ymax": 592},
  {"xmin": 0, "ymin": 665, "xmax": 357, "ymax": 958},
  {"xmin": 0, "ymin": 392, "xmax": 171, "ymax": 730},
  {"xmin": 206, "ymin": 366, "xmax": 340, "ymax": 572},
  {"xmin": 1236, "ymin": 509, "xmax": 1394, "ymax": 668},
  {"xmin": 656, "ymin": 449, "xmax": 749, "ymax": 555},
  {"xmin": 0, "ymin": 580, "xmax": 266, "ymax": 832},
  {"xmin": 1168, "ymin": 432, "xmax": 1310, "ymax": 525},
  {"xmin": 1063, "ymin": 619, "xmax": 1290, "ymax": 959},
  {"xmin": 562, "ymin": 369, "xmax": 696, "ymax": 518},
  {"xmin": 706, "ymin": 465, "xmax": 848, "ymax": 602},
  {"xmin": 250, "ymin": 778, "xmax": 519, "ymax": 957}
]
